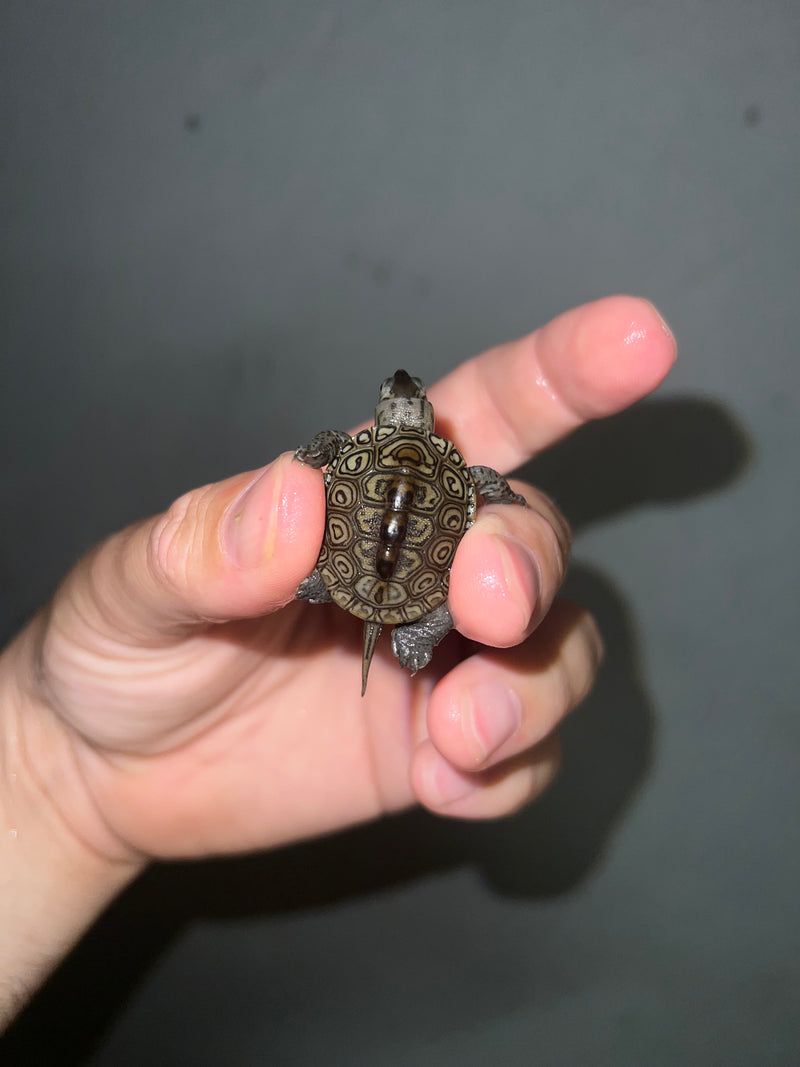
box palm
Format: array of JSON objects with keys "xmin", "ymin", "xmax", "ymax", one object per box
[{"xmin": 48, "ymin": 596, "xmax": 423, "ymax": 859}]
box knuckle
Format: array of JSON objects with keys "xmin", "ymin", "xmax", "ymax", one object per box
[
  {"xmin": 551, "ymin": 656, "xmax": 577, "ymax": 718},
  {"xmin": 507, "ymin": 741, "xmax": 563, "ymax": 815},
  {"xmin": 581, "ymin": 611, "xmax": 605, "ymax": 668},
  {"xmin": 564, "ymin": 610, "xmax": 604, "ymax": 706},
  {"xmin": 149, "ymin": 484, "xmax": 215, "ymax": 595},
  {"xmin": 526, "ymin": 490, "xmax": 572, "ymax": 579},
  {"xmin": 528, "ymin": 742, "xmax": 563, "ymax": 804}
]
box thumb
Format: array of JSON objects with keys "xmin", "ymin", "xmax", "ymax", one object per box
[{"xmin": 56, "ymin": 453, "xmax": 324, "ymax": 644}]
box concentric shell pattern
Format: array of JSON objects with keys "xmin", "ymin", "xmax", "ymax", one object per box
[{"xmin": 319, "ymin": 425, "xmax": 477, "ymax": 624}]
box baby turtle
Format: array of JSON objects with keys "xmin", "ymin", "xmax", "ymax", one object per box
[{"xmin": 295, "ymin": 370, "xmax": 527, "ymax": 694}]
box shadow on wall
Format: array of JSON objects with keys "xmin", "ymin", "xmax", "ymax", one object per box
[
  {"xmin": 1, "ymin": 396, "xmax": 751, "ymax": 1065},
  {"xmin": 522, "ymin": 394, "xmax": 753, "ymax": 528}
]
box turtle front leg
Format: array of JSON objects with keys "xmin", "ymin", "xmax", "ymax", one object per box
[
  {"xmin": 295, "ymin": 430, "xmax": 352, "ymax": 469},
  {"xmin": 296, "ymin": 568, "xmax": 333, "ymax": 604},
  {"xmin": 391, "ymin": 602, "xmax": 454, "ymax": 675},
  {"xmin": 469, "ymin": 465, "xmax": 527, "ymax": 507}
]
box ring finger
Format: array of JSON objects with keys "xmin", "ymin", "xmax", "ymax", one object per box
[{"xmin": 411, "ymin": 600, "xmax": 603, "ymax": 817}]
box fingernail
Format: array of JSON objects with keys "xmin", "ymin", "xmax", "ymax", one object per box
[
  {"xmin": 644, "ymin": 299, "xmax": 676, "ymax": 345},
  {"xmin": 428, "ymin": 755, "xmax": 480, "ymax": 805},
  {"xmin": 495, "ymin": 534, "xmax": 541, "ymax": 630},
  {"xmin": 222, "ymin": 460, "xmax": 283, "ymax": 568},
  {"xmin": 463, "ymin": 679, "xmax": 521, "ymax": 762}
]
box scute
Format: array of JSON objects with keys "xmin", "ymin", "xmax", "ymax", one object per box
[{"xmin": 317, "ymin": 424, "xmax": 476, "ymax": 625}]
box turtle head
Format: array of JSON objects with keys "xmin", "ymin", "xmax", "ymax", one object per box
[{"xmin": 375, "ymin": 369, "xmax": 434, "ymax": 432}]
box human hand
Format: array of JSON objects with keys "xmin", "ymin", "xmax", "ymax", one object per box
[
  {"xmin": 4, "ymin": 297, "xmax": 675, "ymax": 870},
  {"xmin": 0, "ymin": 296, "xmax": 675, "ymax": 1022}
]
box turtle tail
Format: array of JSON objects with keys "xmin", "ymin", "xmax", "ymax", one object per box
[{"xmin": 361, "ymin": 622, "xmax": 383, "ymax": 697}]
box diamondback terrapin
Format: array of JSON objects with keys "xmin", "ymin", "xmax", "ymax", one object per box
[{"xmin": 295, "ymin": 370, "xmax": 527, "ymax": 694}]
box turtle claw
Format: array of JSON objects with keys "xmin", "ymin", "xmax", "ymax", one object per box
[
  {"xmin": 391, "ymin": 630, "xmax": 432, "ymax": 675},
  {"xmin": 295, "ymin": 430, "xmax": 352, "ymax": 469},
  {"xmin": 469, "ymin": 465, "xmax": 528, "ymax": 507},
  {"xmin": 391, "ymin": 602, "xmax": 454, "ymax": 677},
  {"xmin": 296, "ymin": 569, "xmax": 332, "ymax": 604},
  {"xmin": 294, "ymin": 444, "xmax": 327, "ymax": 467}
]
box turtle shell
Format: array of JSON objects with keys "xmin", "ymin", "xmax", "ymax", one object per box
[{"xmin": 318, "ymin": 425, "xmax": 477, "ymax": 625}]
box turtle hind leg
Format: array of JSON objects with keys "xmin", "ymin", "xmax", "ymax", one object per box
[
  {"xmin": 469, "ymin": 465, "xmax": 527, "ymax": 507},
  {"xmin": 296, "ymin": 568, "xmax": 333, "ymax": 603},
  {"xmin": 361, "ymin": 621, "xmax": 383, "ymax": 696},
  {"xmin": 295, "ymin": 430, "xmax": 352, "ymax": 469},
  {"xmin": 391, "ymin": 602, "xmax": 453, "ymax": 676}
]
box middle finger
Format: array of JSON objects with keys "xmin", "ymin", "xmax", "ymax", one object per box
[{"xmin": 448, "ymin": 479, "xmax": 572, "ymax": 650}]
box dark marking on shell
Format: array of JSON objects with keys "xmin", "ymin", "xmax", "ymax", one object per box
[{"xmin": 318, "ymin": 426, "xmax": 476, "ymax": 625}]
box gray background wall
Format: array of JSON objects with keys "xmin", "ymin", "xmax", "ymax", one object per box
[{"xmin": 2, "ymin": 1, "xmax": 798, "ymax": 1064}]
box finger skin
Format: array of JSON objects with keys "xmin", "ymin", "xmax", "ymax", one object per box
[
  {"xmin": 49, "ymin": 453, "xmax": 324, "ymax": 645},
  {"xmin": 411, "ymin": 602, "xmax": 603, "ymax": 818},
  {"xmin": 449, "ymin": 482, "xmax": 570, "ymax": 648},
  {"xmin": 428, "ymin": 601, "xmax": 603, "ymax": 771},
  {"xmin": 151, "ymin": 453, "xmax": 323, "ymax": 620},
  {"xmin": 411, "ymin": 733, "xmax": 563, "ymax": 820},
  {"xmin": 430, "ymin": 295, "xmax": 676, "ymax": 471}
]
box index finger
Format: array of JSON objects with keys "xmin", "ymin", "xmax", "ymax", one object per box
[{"xmin": 429, "ymin": 295, "xmax": 676, "ymax": 472}]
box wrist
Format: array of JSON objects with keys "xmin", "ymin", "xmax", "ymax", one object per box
[{"xmin": 0, "ymin": 621, "xmax": 143, "ymax": 1029}]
